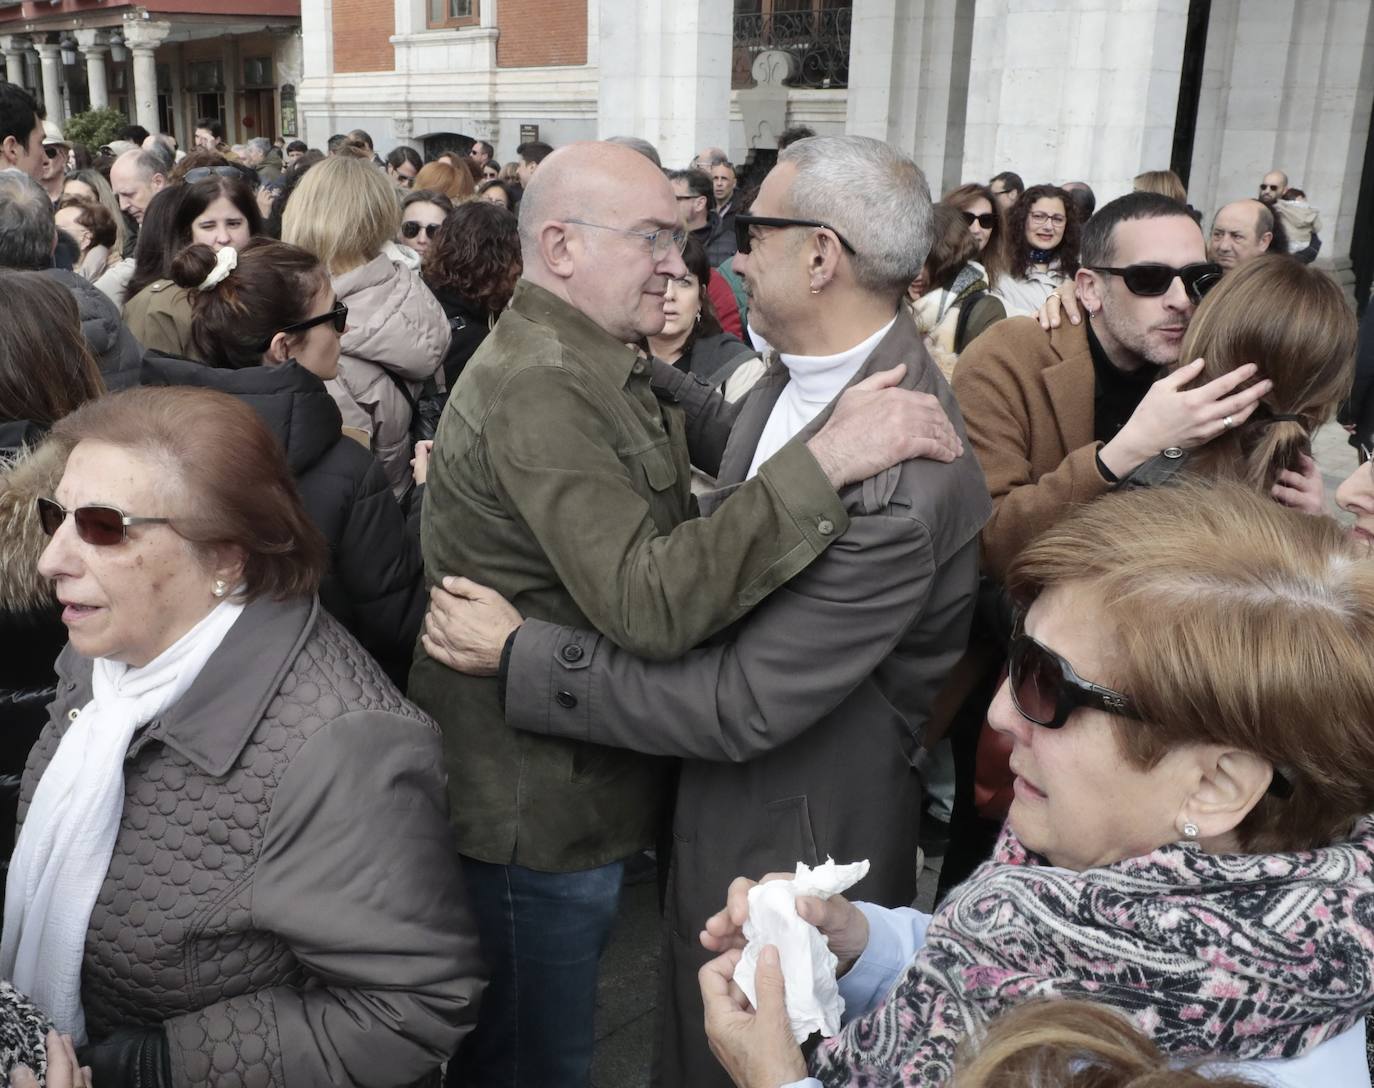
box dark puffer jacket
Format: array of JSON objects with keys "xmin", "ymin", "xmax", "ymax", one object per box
[
  {"xmin": 0, "ymin": 427, "xmax": 65, "ymax": 892},
  {"xmin": 22, "ymin": 596, "xmax": 485, "ymax": 1085},
  {"xmin": 44, "ymin": 268, "xmax": 143, "ymax": 391},
  {"xmin": 140, "ymin": 354, "xmax": 425, "ymax": 684}
]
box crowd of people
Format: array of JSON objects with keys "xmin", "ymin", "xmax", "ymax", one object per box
[{"xmin": 1, "ymin": 73, "xmax": 1373, "ymax": 1088}]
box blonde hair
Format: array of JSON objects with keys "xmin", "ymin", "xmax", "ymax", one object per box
[
  {"xmin": 414, "ymin": 160, "xmax": 475, "ymax": 201},
  {"xmin": 954, "ymin": 1000, "xmax": 1261, "ymax": 1088},
  {"xmin": 1009, "ymin": 482, "xmax": 1374, "ymax": 853},
  {"xmin": 281, "ymin": 155, "xmax": 400, "ymax": 274},
  {"xmin": 1180, "ymin": 254, "xmax": 1356, "ymax": 493},
  {"xmin": 1132, "ymin": 169, "xmax": 1188, "ymax": 204}
]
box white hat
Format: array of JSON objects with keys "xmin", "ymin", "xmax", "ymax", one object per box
[{"xmin": 41, "ymin": 120, "xmax": 65, "ymax": 146}]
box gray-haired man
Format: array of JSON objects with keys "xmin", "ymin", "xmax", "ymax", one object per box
[{"xmin": 423, "ymin": 135, "xmax": 990, "ymax": 1087}]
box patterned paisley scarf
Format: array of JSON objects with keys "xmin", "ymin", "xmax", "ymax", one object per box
[{"xmin": 811, "ymin": 817, "xmax": 1374, "ymax": 1087}]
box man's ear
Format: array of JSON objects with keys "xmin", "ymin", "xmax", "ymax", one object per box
[
  {"xmin": 1075, "ymin": 268, "xmax": 1105, "ymax": 316},
  {"xmin": 0, "ymin": 134, "xmax": 17, "ymax": 167},
  {"xmin": 539, "ymin": 221, "xmax": 575, "ymax": 280},
  {"xmin": 1259, "ymin": 231, "xmax": 1273, "ymax": 252}
]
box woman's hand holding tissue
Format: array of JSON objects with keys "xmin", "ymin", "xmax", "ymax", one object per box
[
  {"xmin": 700, "ymin": 945, "xmax": 808, "ymax": 1088},
  {"xmin": 700, "ymin": 873, "xmax": 871, "ymax": 977}
]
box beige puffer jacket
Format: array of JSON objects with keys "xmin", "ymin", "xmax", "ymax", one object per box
[{"xmin": 329, "ymin": 252, "xmax": 450, "ymax": 498}]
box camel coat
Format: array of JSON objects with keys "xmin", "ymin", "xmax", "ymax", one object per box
[{"xmin": 951, "ymin": 315, "xmax": 1111, "ymax": 582}]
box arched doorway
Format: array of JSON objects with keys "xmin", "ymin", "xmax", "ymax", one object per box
[{"xmin": 422, "ymin": 131, "xmax": 474, "ymax": 159}]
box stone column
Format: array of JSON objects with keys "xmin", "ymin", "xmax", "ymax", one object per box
[
  {"xmin": 0, "ymin": 36, "xmax": 26, "ymax": 87},
  {"xmin": 34, "ymin": 40, "xmax": 64, "ymax": 122},
  {"xmin": 596, "ymin": 0, "xmax": 733, "ymax": 168},
  {"xmin": 962, "ymin": 0, "xmax": 1190, "ymax": 203},
  {"xmin": 75, "ymin": 31, "xmax": 110, "ymax": 111},
  {"xmin": 124, "ymin": 22, "xmax": 172, "ymax": 134},
  {"xmin": 845, "ymin": 0, "xmax": 971, "ymax": 195}
]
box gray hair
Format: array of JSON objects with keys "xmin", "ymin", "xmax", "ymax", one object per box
[
  {"xmin": 120, "ymin": 145, "xmax": 171, "ymax": 181},
  {"xmin": 0, "ymin": 172, "xmax": 55, "ymax": 270},
  {"xmin": 778, "ymin": 135, "xmax": 932, "ymax": 299},
  {"xmin": 247, "ymin": 137, "xmax": 272, "ymax": 155},
  {"xmin": 605, "ymin": 135, "xmax": 661, "ymax": 167}
]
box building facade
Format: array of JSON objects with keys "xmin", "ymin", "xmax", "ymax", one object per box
[{"xmin": 0, "ymin": 0, "xmax": 303, "ymax": 148}]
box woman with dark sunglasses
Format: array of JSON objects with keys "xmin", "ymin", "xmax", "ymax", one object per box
[
  {"xmin": 907, "ymin": 204, "xmax": 1006, "ymax": 376},
  {"xmin": 135, "ymin": 238, "xmax": 427, "ymax": 687},
  {"xmin": 700, "ymin": 483, "xmax": 1374, "ymax": 1088},
  {"xmin": 396, "ymin": 188, "xmax": 454, "ymax": 264},
  {"xmin": 942, "ymin": 182, "xmax": 1009, "ymax": 285},
  {"xmin": 6, "ymin": 385, "xmax": 482, "ymax": 1085}
]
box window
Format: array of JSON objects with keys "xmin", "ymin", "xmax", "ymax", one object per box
[
  {"xmin": 186, "ymin": 60, "xmax": 223, "ymax": 92},
  {"xmin": 243, "ymin": 56, "xmax": 273, "ymax": 87},
  {"xmin": 428, "ymin": 0, "xmax": 478, "ymax": 28}
]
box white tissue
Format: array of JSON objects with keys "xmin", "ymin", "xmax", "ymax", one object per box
[{"xmin": 734, "ymin": 857, "xmax": 870, "ymax": 1043}]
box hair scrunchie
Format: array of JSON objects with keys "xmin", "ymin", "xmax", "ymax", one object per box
[{"xmin": 197, "ymin": 246, "xmax": 238, "ymax": 292}]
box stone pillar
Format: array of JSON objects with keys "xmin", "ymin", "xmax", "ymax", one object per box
[
  {"xmin": 35, "ymin": 40, "xmax": 64, "ymax": 122},
  {"xmin": 75, "ymin": 31, "xmax": 110, "ymax": 110},
  {"xmin": 167, "ymin": 43, "xmax": 187, "ymax": 147},
  {"xmin": 124, "ymin": 22, "xmax": 172, "ymax": 134},
  {"xmin": 0, "ymin": 36, "xmax": 26, "ymax": 86},
  {"xmin": 596, "ymin": 0, "xmax": 733, "ymax": 169},
  {"xmin": 1188, "ymin": 0, "xmax": 1374, "ymax": 280},
  {"xmin": 845, "ymin": 0, "xmax": 971, "ymax": 196},
  {"xmin": 963, "ymin": 0, "xmax": 1190, "ymax": 204},
  {"xmin": 222, "ymin": 36, "xmax": 240, "ymax": 144}
]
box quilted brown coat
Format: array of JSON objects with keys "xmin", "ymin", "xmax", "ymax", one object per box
[{"xmin": 19, "ymin": 595, "xmax": 485, "ymax": 1087}]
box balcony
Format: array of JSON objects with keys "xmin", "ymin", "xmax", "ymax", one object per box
[{"xmin": 731, "ymin": 5, "xmax": 851, "ymax": 90}]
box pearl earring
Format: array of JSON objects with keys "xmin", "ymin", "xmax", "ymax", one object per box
[
  {"xmin": 213, "ymin": 579, "xmax": 228, "ymax": 598},
  {"xmin": 1182, "ymin": 821, "xmax": 1199, "ymax": 840}
]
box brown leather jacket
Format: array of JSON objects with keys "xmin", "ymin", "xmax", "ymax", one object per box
[{"xmin": 20, "ymin": 596, "xmax": 485, "ymax": 1086}]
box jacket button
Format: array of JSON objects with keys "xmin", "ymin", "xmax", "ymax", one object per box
[
  {"xmin": 556, "ymin": 691, "xmax": 578, "ymax": 709},
  {"xmin": 560, "ymin": 644, "xmax": 584, "ymax": 663},
  {"xmin": 68, "ymin": 708, "xmax": 80, "ymax": 721},
  {"xmin": 817, "ymin": 518, "xmax": 835, "ymax": 536}
]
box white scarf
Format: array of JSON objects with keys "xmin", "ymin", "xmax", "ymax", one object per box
[{"xmin": 0, "ymin": 599, "xmax": 245, "ymax": 1041}]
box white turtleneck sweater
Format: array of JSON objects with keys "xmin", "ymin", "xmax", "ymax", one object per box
[{"xmin": 746, "ymin": 316, "xmax": 897, "ymax": 480}]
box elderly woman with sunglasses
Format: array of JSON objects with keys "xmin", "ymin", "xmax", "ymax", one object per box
[
  {"xmin": 137, "ymin": 238, "xmax": 427, "ymax": 686},
  {"xmin": 699, "ymin": 482, "xmax": 1374, "ymax": 1088},
  {"xmin": 3, "ymin": 385, "xmax": 483, "ymax": 1088}
]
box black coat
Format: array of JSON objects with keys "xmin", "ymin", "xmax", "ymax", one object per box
[
  {"xmin": 45, "ymin": 268, "xmax": 144, "ymax": 391},
  {"xmin": 140, "ymin": 354, "xmax": 426, "ymax": 685},
  {"xmin": 0, "ymin": 424, "xmax": 67, "ymax": 891},
  {"xmin": 429, "ymin": 283, "xmax": 495, "ymax": 390}
]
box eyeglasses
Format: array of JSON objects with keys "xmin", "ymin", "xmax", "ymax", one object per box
[
  {"xmin": 1259, "ymin": 184, "xmax": 1280, "ymax": 191},
  {"xmin": 183, "ymin": 166, "xmax": 244, "ymax": 184},
  {"xmin": 961, "ymin": 211, "xmax": 995, "ymax": 230},
  {"xmin": 401, "ymin": 220, "xmax": 440, "ymax": 239},
  {"xmin": 1009, "ymin": 628, "xmax": 1142, "ymax": 731},
  {"xmin": 1087, "ymin": 262, "xmax": 1223, "ymax": 305},
  {"xmin": 396, "ymin": 174, "xmax": 416, "ymax": 189},
  {"xmin": 563, "ymin": 219, "xmax": 687, "ymax": 261},
  {"xmin": 263, "ymin": 300, "xmax": 348, "ymax": 349},
  {"xmin": 37, "ymin": 497, "xmax": 171, "ymax": 546},
  {"xmin": 43, "ymin": 145, "xmax": 61, "ymax": 160},
  {"xmin": 733, "ymin": 214, "xmax": 857, "ymax": 257},
  {"xmin": 1028, "ymin": 211, "xmax": 1067, "ymax": 227}
]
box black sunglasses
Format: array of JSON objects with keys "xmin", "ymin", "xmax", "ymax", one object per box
[
  {"xmin": 37, "ymin": 497, "xmax": 171, "ymax": 546},
  {"xmin": 43, "ymin": 145, "xmax": 62, "ymax": 160},
  {"xmin": 183, "ymin": 166, "xmax": 244, "ymax": 183},
  {"xmin": 961, "ymin": 210, "xmax": 995, "ymax": 229},
  {"xmin": 263, "ymin": 300, "xmax": 347, "ymax": 350},
  {"xmin": 1010, "ymin": 621, "xmax": 1295, "ymax": 799},
  {"xmin": 401, "ymin": 220, "xmax": 440, "ymax": 240},
  {"xmin": 1009, "ymin": 630, "xmax": 1142, "ymax": 731},
  {"xmin": 1087, "ymin": 262, "xmax": 1223, "ymax": 305},
  {"xmin": 734, "ymin": 214, "xmax": 857, "ymax": 256}
]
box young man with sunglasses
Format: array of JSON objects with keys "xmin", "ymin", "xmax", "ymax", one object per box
[{"xmin": 954, "ymin": 190, "xmax": 1268, "ymax": 582}]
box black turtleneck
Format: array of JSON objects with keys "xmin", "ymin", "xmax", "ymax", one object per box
[{"xmin": 1088, "ymin": 319, "xmax": 1161, "ymax": 445}]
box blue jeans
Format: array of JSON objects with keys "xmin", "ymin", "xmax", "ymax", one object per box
[{"xmin": 453, "ymin": 856, "xmax": 625, "ymax": 1088}]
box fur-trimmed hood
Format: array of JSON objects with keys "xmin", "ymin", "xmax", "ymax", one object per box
[{"xmin": 0, "ymin": 435, "xmax": 65, "ymax": 614}]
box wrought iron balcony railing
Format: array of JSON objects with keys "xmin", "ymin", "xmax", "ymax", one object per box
[{"xmin": 732, "ymin": 6, "xmax": 851, "ymax": 90}]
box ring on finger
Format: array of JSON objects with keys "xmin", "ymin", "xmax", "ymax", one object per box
[{"xmin": 1222, "ymin": 415, "xmax": 1235, "ymax": 431}]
